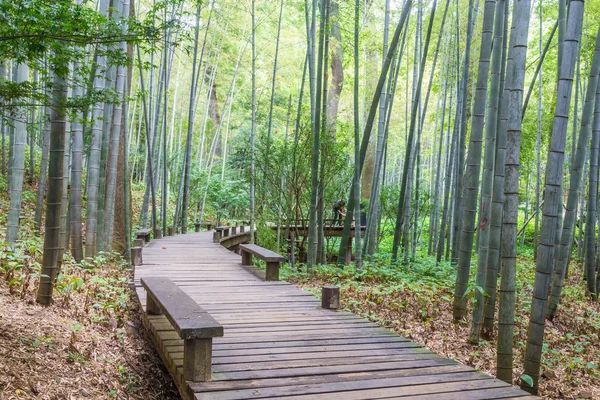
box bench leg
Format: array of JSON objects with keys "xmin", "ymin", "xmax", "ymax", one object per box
[
  {"xmin": 184, "ymin": 338, "xmax": 212, "ymax": 382},
  {"xmin": 147, "ymin": 295, "xmax": 162, "ymax": 315},
  {"xmin": 266, "ymin": 262, "xmax": 280, "ymax": 281},
  {"xmin": 241, "ymin": 250, "xmax": 252, "ymax": 266}
]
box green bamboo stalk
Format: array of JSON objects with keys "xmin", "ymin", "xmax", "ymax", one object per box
[
  {"xmin": 468, "ymin": 0, "xmax": 506, "ymax": 343},
  {"xmin": 521, "ymin": 1, "xmax": 584, "ymax": 392},
  {"xmin": 452, "ymin": 0, "xmax": 496, "ymax": 320},
  {"xmin": 585, "ymin": 79, "xmax": 600, "ymax": 298},
  {"xmin": 6, "ymin": 62, "xmax": 29, "ymax": 248},
  {"xmin": 496, "ymin": 0, "xmax": 534, "ymax": 383},
  {"xmin": 547, "ymin": 25, "xmax": 600, "ymax": 319},
  {"xmin": 337, "ymin": 0, "xmax": 413, "ymax": 265},
  {"xmin": 36, "ymin": 71, "xmax": 67, "ymax": 306}
]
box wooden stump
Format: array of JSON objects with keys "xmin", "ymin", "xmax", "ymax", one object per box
[
  {"xmin": 154, "ymin": 228, "xmax": 162, "ymax": 240},
  {"xmin": 322, "ymin": 286, "xmax": 340, "ymax": 309},
  {"xmin": 131, "ymin": 247, "xmax": 143, "ymax": 267},
  {"xmin": 168, "ymin": 227, "xmax": 175, "ymax": 236}
]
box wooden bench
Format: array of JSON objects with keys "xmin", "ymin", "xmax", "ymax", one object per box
[
  {"xmin": 194, "ymin": 222, "xmax": 213, "ymax": 232},
  {"xmin": 213, "ymin": 226, "xmax": 230, "ymax": 242},
  {"xmin": 136, "ymin": 229, "xmax": 152, "ymax": 244},
  {"xmin": 239, "ymin": 244, "xmax": 286, "ymax": 281},
  {"xmin": 140, "ymin": 277, "xmax": 223, "ymax": 382}
]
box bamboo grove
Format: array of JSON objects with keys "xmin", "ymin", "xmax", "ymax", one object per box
[{"xmin": 1, "ymin": 0, "xmax": 600, "ymax": 395}]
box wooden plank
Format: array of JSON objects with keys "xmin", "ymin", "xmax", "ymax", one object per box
[
  {"xmin": 189, "ymin": 363, "xmax": 473, "ymax": 392},
  {"xmin": 193, "ymin": 371, "xmax": 491, "ymax": 399},
  {"xmin": 233, "ymin": 379, "xmax": 515, "ymax": 400}
]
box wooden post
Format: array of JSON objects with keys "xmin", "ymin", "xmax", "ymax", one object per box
[
  {"xmin": 266, "ymin": 262, "xmax": 280, "ymax": 281},
  {"xmin": 133, "ymin": 238, "xmax": 144, "ymax": 248},
  {"xmin": 213, "ymin": 231, "xmax": 220, "ymax": 243},
  {"xmin": 241, "ymin": 249, "xmax": 252, "ymax": 265},
  {"xmin": 195, "ymin": 223, "xmax": 201, "ymax": 232},
  {"xmin": 131, "ymin": 247, "xmax": 143, "ymax": 267},
  {"xmin": 168, "ymin": 226, "xmax": 175, "ymax": 236},
  {"xmin": 223, "ymin": 227, "xmax": 230, "ymax": 237},
  {"xmin": 322, "ymin": 286, "xmax": 340, "ymax": 309},
  {"xmin": 181, "ymin": 225, "xmax": 187, "ymax": 234},
  {"xmin": 232, "ymin": 225, "xmax": 237, "ymax": 235},
  {"xmin": 183, "ymin": 338, "xmax": 212, "ymax": 382},
  {"xmin": 154, "ymin": 228, "xmax": 162, "ymax": 240},
  {"xmin": 146, "ymin": 294, "xmax": 161, "ymax": 315},
  {"xmin": 240, "ymin": 225, "xmax": 245, "ymax": 233}
]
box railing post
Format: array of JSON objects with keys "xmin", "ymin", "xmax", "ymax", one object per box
[
  {"xmin": 322, "ymin": 286, "xmax": 340, "ymax": 309},
  {"xmin": 131, "ymin": 247, "xmax": 143, "ymax": 267},
  {"xmin": 154, "ymin": 228, "xmax": 162, "ymax": 240}
]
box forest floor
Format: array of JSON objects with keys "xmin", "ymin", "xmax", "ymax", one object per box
[
  {"xmin": 285, "ymin": 254, "xmax": 600, "ymax": 400},
  {"xmin": 0, "ymin": 179, "xmax": 179, "ymax": 400}
]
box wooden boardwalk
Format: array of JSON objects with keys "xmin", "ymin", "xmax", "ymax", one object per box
[{"xmin": 133, "ymin": 232, "xmax": 537, "ymax": 400}]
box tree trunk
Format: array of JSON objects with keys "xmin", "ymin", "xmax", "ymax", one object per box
[
  {"xmin": 6, "ymin": 62, "xmax": 29, "ymax": 248},
  {"xmin": 547, "ymin": 25, "xmax": 600, "ymax": 319},
  {"xmin": 36, "ymin": 72, "xmax": 67, "ymax": 306},
  {"xmin": 469, "ymin": 0, "xmax": 506, "ymax": 343},
  {"xmin": 521, "ymin": 1, "xmax": 583, "ymax": 392},
  {"xmin": 495, "ymin": 0, "xmax": 534, "ymax": 383}
]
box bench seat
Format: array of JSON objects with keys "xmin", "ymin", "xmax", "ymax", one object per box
[
  {"xmin": 141, "ymin": 277, "xmax": 223, "ymax": 381},
  {"xmin": 136, "ymin": 228, "xmax": 152, "ymax": 243},
  {"xmin": 239, "ymin": 244, "xmax": 286, "ymax": 281}
]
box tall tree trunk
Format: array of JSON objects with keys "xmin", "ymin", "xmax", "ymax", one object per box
[
  {"xmin": 86, "ymin": 0, "xmax": 110, "ymax": 258},
  {"xmin": 495, "ymin": 0, "xmax": 533, "ymax": 383},
  {"xmin": 547, "ymin": 26, "xmax": 600, "ymax": 319},
  {"xmin": 337, "ymin": 0, "xmax": 413, "ymax": 265},
  {"xmin": 105, "ymin": 0, "xmax": 129, "ymax": 250},
  {"xmin": 521, "ymin": 1, "xmax": 583, "ymax": 392},
  {"xmin": 353, "ymin": 0, "xmax": 362, "ymax": 272},
  {"xmin": 34, "ymin": 110, "xmax": 51, "ymax": 230},
  {"xmin": 469, "ymin": 0, "xmax": 506, "ymax": 343},
  {"xmin": 307, "ymin": 0, "xmax": 327, "ymax": 269},
  {"xmin": 391, "ymin": 0, "xmax": 438, "ymax": 262},
  {"xmin": 452, "ymin": 0, "xmax": 495, "ymax": 320},
  {"xmin": 36, "ymin": 71, "xmax": 67, "ymax": 306},
  {"xmin": 327, "ymin": 1, "xmax": 343, "ymax": 138},
  {"xmin": 6, "ymin": 63, "xmax": 29, "ymax": 248},
  {"xmin": 250, "ymin": 0, "xmax": 256, "ymax": 243},
  {"xmin": 585, "ymin": 79, "xmax": 600, "ymax": 298},
  {"xmin": 181, "ymin": 2, "xmax": 207, "ymax": 232},
  {"xmin": 482, "ymin": 0, "xmax": 510, "ymax": 337}
]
